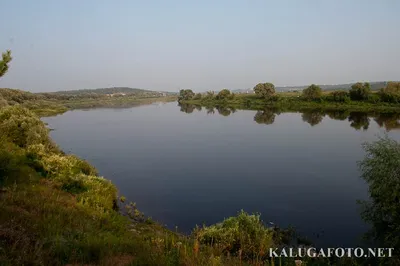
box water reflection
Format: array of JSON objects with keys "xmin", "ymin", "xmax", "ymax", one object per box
[
  {"xmin": 254, "ymin": 109, "xmax": 276, "ymax": 125},
  {"xmin": 178, "ymin": 103, "xmax": 400, "ymax": 131},
  {"xmin": 301, "ymin": 111, "xmax": 325, "ymax": 127},
  {"xmin": 348, "ymin": 112, "xmax": 370, "ymax": 131}
]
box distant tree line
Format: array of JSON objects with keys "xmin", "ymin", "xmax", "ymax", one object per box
[{"xmin": 178, "ymin": 81, "xmax": 400, "ymax": 104}]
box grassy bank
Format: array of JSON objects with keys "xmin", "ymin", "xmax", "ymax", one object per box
[
  {"xmin": 0, "ymin": 88, "xmax": 177, "ymax": 117},
  {"xmin": 180, "ymin": 93, "xmax": 400, "ymax": 113}
]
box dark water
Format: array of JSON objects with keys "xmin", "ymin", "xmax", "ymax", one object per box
[{"xmin": 43, "ymin": 102, "xmax": 400, "ymax": 248}]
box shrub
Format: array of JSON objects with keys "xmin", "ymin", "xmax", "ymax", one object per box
[
  {"xmin": 367, "ymin": 93, "xmax": 381, "ymax": 104},
  {"xmin": 216, "ymin": 89, "xmax": 232, "ymax": 100},
  {"xmin": 0, "ymin": 106, "xmax": 50, "ymax": 148},
  {"xmin": 349, "ymin": 82, "xmax": 371, "ymax": 101},
  {"xmin": 359, "ymin": 137, "xmax": 400, "ymax": 256},
  {"xmin": 379, "ymin": 82, "xmax": 400, "ymax": 103},
  {"xmin": 331, "ymin": 91, "xmax": 350, "ymax": 102},
  {"xmin": 193, "ymin": 93, "xmax": 202, "ymax": 100},
  {"xmin": 302, "ymin": 84, "xmax": 322, "ymax": 101},
  {"xmin": 195, "ymin": 210, "xmax": 274, "ymax": 259},
  {"xmin": 253, "ymin": 83, "xmax": 275, "ymax": 99},
  {"xmin": 178, "ymin": 89, "xmax": 195, "ymax": 102}
]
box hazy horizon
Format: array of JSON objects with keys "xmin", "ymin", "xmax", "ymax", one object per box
[{"xmin": 0, "ymin": 0, "xmax": 399, "ymax": 92}]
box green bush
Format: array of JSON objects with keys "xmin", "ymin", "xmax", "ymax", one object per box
[
  {"xmin": 367, "ymin": 93, "xmax": 382, "ymax": 104},
  {"xmin": 0, "ymin": 105, "xmax": 50, "ymax": 148},
  {"xmin": 349, "ymin": 82, "xmax": 371, "ymax": 101},
  {"xmin": 302, "ymin": 84, "xmax": 322, "ymax": 101},
  {"xmin": 215, "ymin": 89, "xmax": 232, "ymax": 100},
  {"xmin": 195, "ymin": 210, "xmax": 274, "ymax": 259},
  {"xmin": 193, "ymin": 93, "xmax": 202, "ymax": 100},
  {"xmin": 359, "ymin": 137, "xmax": 400, "ymax": 256},
  {"xmin": 331, "ymin": 91, "xmax": 350, "ymax": 102},
  {"xmin": 253, "ymin": 83, "xmax": 275, "ymax": 99},
  {"xmin": 379, "ymin": 91, "xmax": 400, "ymax": 103}
]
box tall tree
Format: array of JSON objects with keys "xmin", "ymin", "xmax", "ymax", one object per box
[{"xmin": 0, "ymin": 50, "xmax": 12, "ymax": 78}]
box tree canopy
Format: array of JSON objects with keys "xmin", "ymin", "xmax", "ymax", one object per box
[{"xmin": 253, "ymin": 83, "xmax": 275, "ymax": 99}]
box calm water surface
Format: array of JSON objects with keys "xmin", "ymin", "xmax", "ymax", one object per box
[{"xmin": 43, "ymin": 102, "xmax": 400, "ymax": 248}]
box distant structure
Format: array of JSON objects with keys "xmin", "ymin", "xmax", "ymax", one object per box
[{"xmin": 107, "ymin": 93, "xmax": 126, "ymax": 97}]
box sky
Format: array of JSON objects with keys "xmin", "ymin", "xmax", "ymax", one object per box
[{"xmin": 0, "ymin": 0, "xmax": 399, "ymax": 92}]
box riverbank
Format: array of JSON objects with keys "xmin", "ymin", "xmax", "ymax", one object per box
[
  {"xmin": 0, "ymin": 88, "xmax": 177, "ymax": 117},
  {"xmin": 180, "ymin": 92, "xmax": 400, "ymax": 113}
]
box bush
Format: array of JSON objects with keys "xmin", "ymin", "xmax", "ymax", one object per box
[
  {"xmin": 302, "ymin": 84, "xmax": 322, "ymax": 101},
  {"xmin": 0, "ymin": 105, "xmax": 50, "ymax": 148},
  {"xmin": 253, "ymin": 83, "xmax": 275, "ymax": 99},
  {"xmin": 216, "ymin": 89, "xmax": 232, "ymax": 100},
  {"xmin": 178, "ymin": 89, "xmax": 195, "ymax": 102},
  {"xmin": 331, "ymin": 91, "xmax": 350, "ymax": 103},
  {"xmin": 193, "ymin": 93, "xmax": 202, "ymax": 100},
  {"xmin": 379, "ymin": 82, "xmax": 400, "ymax": 103},
  {"xmin": 380, "ymin": 92, "xmax": 400, "ymax": 103},
  {"xmin": 367, "ymin": 93, "xmax": 381, "ymax": 104},
  {"xmin": 349, "ymin": 82, "xmax": 371, "ymax": 101},
  {"xmin": 359, "ymin": 137, "xmax": 400, "ymax": 256},
  {"xmin": 195, "ymin": 210, "xmax": 274, "ymax": 259}
]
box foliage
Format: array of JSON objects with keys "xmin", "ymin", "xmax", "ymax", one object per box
[
  {"xmin": 302, "ymin": 84, "xmax": 322, "ymax": 101},
  {"xmin": 380, "ymin": 82, "xmax": 400, "ymax": 103},
  {"xmin": 359, "ymin": 136, "xmax": 400, "ymax": 257},
  {"xmin": 178, "ymin": 89, "xmax": 195, "ymax": 102},
  {"xmin": 216, "ymin": 89, "xmax": 234, "ymax": 100},
  {"xmin": 0, "ymin": 106, "xmax": 51, "ymax": 148},
  {"xmin": 349, "ymin": 82, "xmax": 371, "ymax": 101},
  {"xmin": 195, "ymin": 210, "xmax": 274, "ymax": 260},
  {"xmin": 331, "ymin": 90, "xmax": 350, "ymax": 103},
  {"xmin": 253, "ymin": 83, "xmax": 275, "ymax": 99},
  {"xmin": 204, "ymin": 91, "xmax": 215, "ymax": 100},
  {"xmin": 0, "ymin": 50, "xmax": 12, "ymax": 78},
  {"xmin": 193, "ymin": 93, "xmax": 202, "ymax": 100}
]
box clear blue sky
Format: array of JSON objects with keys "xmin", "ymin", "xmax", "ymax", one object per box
[{"xmin": 0, "ymin": 0, "xmax": 399, "ymax": 92}]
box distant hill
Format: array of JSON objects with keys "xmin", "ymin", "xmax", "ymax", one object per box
[{"xmin": 53, "ymin": 87, "xmax": 177, "ymax": 96}]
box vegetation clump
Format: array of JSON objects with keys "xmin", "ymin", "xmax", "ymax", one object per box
[
  {"xmin": 359, "ymin": 136, "xmax": 400, "ymax": 258},
  {"xmin": 253, "ymin": 83, "xmax": 275, "ymax": 99},
  {"xmin": 331, "ymin": 90, "xmax": 350, "ymax": 103},
  {"xmin": 216, "ymin": 89, "xmax": 235, "ymax": 100},
  {"xmin": 349, "ymin": 82, "xmax": 371, "ymax": 101},
  {"xmin": 178, "ymin": 89, "xmax": 195, "ymax": 102},
  {"xmin": 380, "ymin": 82, "xmax": 400, "ymax": 103},
  {"xmin": 302, "ymin": 84, "xmax": 322, "ymax": 101},
  {"xmin": 196, "ymin": 210, "xmax": 274, "ymax": 260}
]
